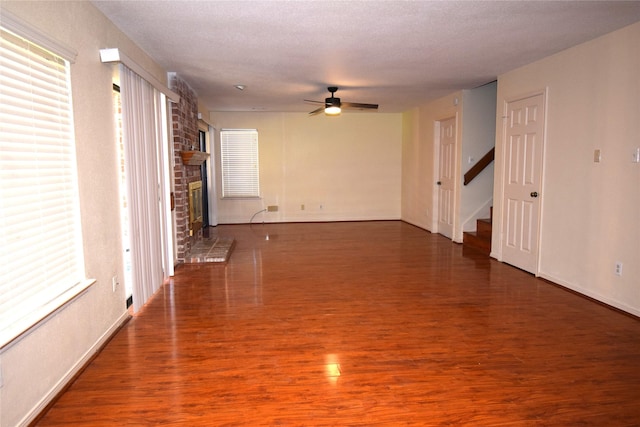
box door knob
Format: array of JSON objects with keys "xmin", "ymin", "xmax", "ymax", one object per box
[
  {"xmin": 437, "ymin": 181, "xmax": 442, "ymax": 186},
  {"xmin": 530, "ymin": 191, "xmax": 538, "ymax": 198}
]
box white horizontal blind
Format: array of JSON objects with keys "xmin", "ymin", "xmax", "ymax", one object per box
[
  {"xmin": 0, "ymin": 27, "xmax": 85, "ymax": 346},
  {"xmin": 220, "ymin": 129, "xmax": 260, "ymax": 198}
]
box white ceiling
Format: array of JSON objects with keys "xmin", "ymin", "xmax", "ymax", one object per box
[{"xmin": 92, "ymin": 1, "xmax": 640, "ymax": 114}]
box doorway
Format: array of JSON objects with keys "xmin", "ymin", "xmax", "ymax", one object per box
[
  {"xmin": 115, "ymin": 65, "xmax": 175, "ymax": 313},
  {"xmin": 112, "ymin": 84, "xmax": 133, "ymax": 307}
]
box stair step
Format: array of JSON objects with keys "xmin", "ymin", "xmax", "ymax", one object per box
[
  {"xmin": 463, "ymin": 231, "xmax": 491, "ymax": 255},
  {"xmin": 463, "ymin": 207, "xmax": 493, "ymax": 256},
  {"xmin": 476, "ymin": 218, "xmax": 492, "ymax": 239}
]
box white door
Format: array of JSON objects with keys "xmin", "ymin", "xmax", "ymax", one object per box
[
  {"xmin": 501, "ymin": 92, "xmax": 545, "ymax": 273},
  {"xmin": 437, "ymin": 117, "xmax": 457, "ymax": 239}
]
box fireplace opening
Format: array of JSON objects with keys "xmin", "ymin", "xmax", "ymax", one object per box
[{"xmin": 188, "ymin": 180, "xmax": 203, "ymax": 236}]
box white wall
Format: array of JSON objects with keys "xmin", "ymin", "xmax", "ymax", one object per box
[
  {"xmin": 492, "ymin": 22, "xmax": 640, "ymax": 316},
  {"xmin": 210, "ymin": 112, "xmax": 403, "ymax": 224},
  {"xmin": 0, "ymin": 2, "xmax": 168, "ymax": 425}
]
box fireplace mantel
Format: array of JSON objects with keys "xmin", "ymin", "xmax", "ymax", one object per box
[{"xmin": 180, "ymin": 150, "xmax": 209, "ymax": 166}]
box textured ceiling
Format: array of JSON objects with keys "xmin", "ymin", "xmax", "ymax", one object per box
[{"xmin": 92, "ymin": 1, "xmax": 640, "ymax": 114}]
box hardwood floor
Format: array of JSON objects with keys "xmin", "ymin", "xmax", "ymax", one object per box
[{"xmin": 35, "ymin": 221, "xmax": 640, "ymax": 426}]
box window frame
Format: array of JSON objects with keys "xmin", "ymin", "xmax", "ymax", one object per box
[
  {"xmin": 220, "ymin": 129, "xmax": 260, "ymax": 199},
  {"xmin": 0, "ymin": 19, "xmax": 92, "ymax": 348}
]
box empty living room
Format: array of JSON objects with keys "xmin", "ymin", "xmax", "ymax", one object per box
[{"xmin": 2, "ymin": 1, "xmax": 639, "ymax": 426}]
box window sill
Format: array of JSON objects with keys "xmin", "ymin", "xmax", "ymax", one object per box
[
  {"xmin": 0, "ymin": 278, "xmax": 96, "ymax": 350},
  {"xmin": 221, "ymin": 196, "xmax": 262, "ymax": 200}
]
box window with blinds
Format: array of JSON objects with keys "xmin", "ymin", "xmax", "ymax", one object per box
[
  {"xmin": 220, "ymin": 129, "xmax": 260, "ymax": 198},
  {"xmin": 0, "ymin": 26, "xmax": 89, "ymax": 347}
]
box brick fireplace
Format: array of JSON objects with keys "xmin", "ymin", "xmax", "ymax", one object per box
[{"xmin": 169, "ymin": 73, "xmax": 203, "ymax": 263}]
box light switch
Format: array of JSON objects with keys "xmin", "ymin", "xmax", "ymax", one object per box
[
  {"xmin": 593, "ymin": 149, "xmax": 601, "ymax": 163},
  {"xmin": 633, "ymin": 147, "xmax": 640, "ymax": 163}
]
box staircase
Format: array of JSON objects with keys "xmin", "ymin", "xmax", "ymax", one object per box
[{"xmin": 463, "ymin": 207, "xmax": 492, "ymax": 255}]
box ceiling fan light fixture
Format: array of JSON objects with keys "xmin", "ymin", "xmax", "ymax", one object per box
[
  {"xmin": 324, "ymin": 106, "xmax": 341, "ymax": 115},
  {"xmin": 306, "ymin": 86, "xmax": 377, "ymax": 116}
]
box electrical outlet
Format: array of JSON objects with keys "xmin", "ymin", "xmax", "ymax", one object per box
[
  {"xmin": 615, "ymin": 262, "xmax": 623, "ymax": 276},
  {"xmin": 267, "ymin": 205, "xmax": 278, "ymax": 212},
  {"xmin": 112, "ymin": 275, "xmax": 119, "ymax": 292},
  {"xmin": 594, "ymin": 149, "xmax": 601, "ymax": 163}
]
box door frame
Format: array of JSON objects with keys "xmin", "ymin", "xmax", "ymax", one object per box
[{"xmin": 494, "ymin": 88, "xmax": 548, "ymax": 274}]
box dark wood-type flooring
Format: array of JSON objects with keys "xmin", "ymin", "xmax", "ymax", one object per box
[{"xmin": 36, "ymin": 221, "xmax": 640, "ymax": 426}]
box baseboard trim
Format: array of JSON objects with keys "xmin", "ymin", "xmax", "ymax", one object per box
[
  {"xmin": 23, "ymin": 311, "xmax": 131, "ymax": 427},
  {"xmin": 538, "ymin": 272, "xmax": 640, "ymax": 319}
]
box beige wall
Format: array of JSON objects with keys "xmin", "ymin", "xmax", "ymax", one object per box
[
  {"xmin": 210, "ymin": 112, "xmax": 403, "ymax": 224},
  {"xmin": 493, "ymin": 22, "xmax": 640, "ymax": 315},
  {"xmin": 401, "ymin": 92, "xmax": 461, "ymax": 232},
  {"xmin": 0, "ymin": 2, "xmax": 168, "ymax": 425},
  {"xmin": 401, "ymin": 86, "xmax": 496, "ymax": 241}
]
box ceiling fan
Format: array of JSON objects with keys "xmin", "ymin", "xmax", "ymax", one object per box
[{"xmin": 304, "ymin": 86, "xmax": 378, "ymax": 116}]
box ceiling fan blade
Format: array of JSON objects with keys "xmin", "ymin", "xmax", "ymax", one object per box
[
  {"xmin": 341, "ymin": 102, "xmax": 379, "ymax": 110},
  {"xmin": 306, "ymin": 87, "xmax": 377, "ymax": 116}
]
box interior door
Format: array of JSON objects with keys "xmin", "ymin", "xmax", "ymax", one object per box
[
  {"xmin": 501, "ymin": 92, "xmax": 545, "ymax": 273},
  {"xmin": 437, "ymin": 117, "xmax": 457, "ymax": 239}
]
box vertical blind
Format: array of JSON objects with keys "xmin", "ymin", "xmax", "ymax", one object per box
[
  {"xmin": 119, "ymin": 64, "xmax": 171, "ymax": 313},
  {"xmin": 220, "ymin": 129, "xmax": 260, "ymax": 198},
  {"xmin": 0, "ymin": 27, "xmax": 86, "ymax": 346}
]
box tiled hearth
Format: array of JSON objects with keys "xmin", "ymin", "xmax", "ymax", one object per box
[{"xmin": 183, "ymin": 236, "xmax": 235, "ymax": 264}]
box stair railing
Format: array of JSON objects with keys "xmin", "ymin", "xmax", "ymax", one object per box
[{"xmin": 463, "ymin": 147, "xmax": 495, "ymax": 186}]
